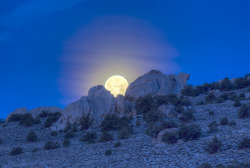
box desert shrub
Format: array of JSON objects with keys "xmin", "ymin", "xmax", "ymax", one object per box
[
  {"xmin": 204, "ymin": 136, "xmax": 222, "ymax": 154},
  {"xmin": 81, "ymin": 132, "xmax": 97, "ymax": 144},
  {"xmin": 44, "ymin": 141, "xmax": 60, "ymax": 150},
  {"xmin": 162, "ymin": 120, "xmax": 178, "ymax": 128},
  {"xmin": 0, "ymin": 138, "xmax": 2, "ymax": 144},
  {"xmin": 229, "ymin": 120, "xmax": 236, "ymax": 126},
  {"xmin": 8, "ymin": 114, "xmax": 23, "ymax": 122},
  {"xmin": 105, "ymin": 149, "xmax": 112, "ymax": 156},
  {"xmin": 220, "ymin": 117, "xmax": 229, "ymax": 125},
  {"xmin": 26, "ymin": 131, "xmax": 38, "ymax": 142},
  {"xmin": 143, "ymin": 110, "xmax": 165, "ymax": 123},
  {"xmin": 38, "ymin": 111, "xmax": 49, "ymax": 118},
  {"xmin": 234, "ymin": 77, "xmax": 249, "ymax": 89},
  {"xmin": 220, "ymin": 77, "xmax": 233, "ymax": 91},
  {"xmin": 198, "ymin": 163, "xmax": 212, "ymax": 168},
  {"xmin": 117, "ymin": 116, "xmax": 132, "ymax": 130},
  {"xmin": 51, "ymin": 131, "xmax": 58, "ymax": 136},
  {"xmin": 162, "ymin": 131, "xmax": 179, "ymax": 144},
  {"xmin": 34, "ymin": 118, "xmax": 41, "ymax": 124},
  {"xmin": 208, "ymin": 111, "xmax": 214, "ymax": 115},
  {"xmin": 238, "ymin": 137, "xmax": 250, "ymax": 149},
  {"xmin": 136, "ymin": 119, "xmax": 141, "ymax": 126},
  {"xmin": 63, "ymin": 138, "xmax": 70, "ymax": 148},
  {"xmin": 114, "ymin": 141, "xmax": 121, "ymax": 148},
  {"xmin": 239, "ymin": 93, "xmax": 245, "ymax": 100},
  {"xmin": 64, "ymin": 130, "xmax": 75, "ymax": 139},
  {"xmin": 99, "ymin": 131, "xmax": 114, "ymax": 142},
  {"xmin": 181, "ymin": 85, "xmax": 199, "ymax": 97},
  {"xmin": 178, "ymin": 110, "xmax": 195, "ymax": 123},
  {"xmin": 215, "ymin": 163, "xmax": 225, "ymax": 168},
  {"xmin": 233, "ymin": 100, "xmax": 241, "ymax": 107},
  {"xmin": 100, "ymin": 114, "xmax": 119, "ymax": 131},
  {"xmin": 196, "ymin": 101, "xmax": 206, "ymax": 106},
  {"xmin": 19, "ymin": 113, "xmax": 35, "ymax": 127},
  {"xmin": 220, "ymin": 93, "xmax": 229, "ymax": 101},
  {"xmin": 238, "ymin": 104, "xmax": 249, "ymax": 118},
  {"xmin": 205, "ymin": 93, "xmax": 216, "ymax": 103},
  {"xmin": 178, "ymin": 124, "xmax": 201, "ymax": 142},
  {"xmin": 135, "ymin": 95, "xmax": 157, "ymax": 115},
  {"xmin": 228, "ymin": 92, "xmax": 238, "ymax": 101},
  {"xmin": 118, "ymin": 126, "xmax": 133, "ymax": 139},
  {"xmin": 71, "ymin": 123, "xmax": 78, "ymax": 132},
  {"xmin": 210, "ymin": 82, "xmax": 221, "ymax": 90},
  {"xmin": 208, "ymin": 121, "xmax": 218, "ymax": 133},
  {"xmin": 215, "ymin": 97, "xmax": 224, "ymax": 104},
  {"xmin": 63, "ymin": 123, "xmax": 72, "ymax": 133},
  {"xmin": 10, "ymin": 147, "xmax": 23, "ymax": 156},
  {"xmin": 80, "ymin": 112, "xmax": 94, "ymax": 130},
  {"xmin": 32, "ymin": 148, "xmax": 39, "ymax": 153},
  {"xmin": 44, "ymin": 112, "xmax": 61, "ymax": 128},
  {"xmin": 228, "ymin": 162, "xmax": 250, "ymax": 168}
]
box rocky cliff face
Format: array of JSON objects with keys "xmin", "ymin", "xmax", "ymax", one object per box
[
  {"xmin": 51, "ymin": 85, "xmax": 116, "ymax": 131},
  {"xmin": 125, "ymin": 70, "xmax": 190, "ymax": 99}
]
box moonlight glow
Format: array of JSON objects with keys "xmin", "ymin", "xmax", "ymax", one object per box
[{"xmin": 105, "ymin": 75, "xmax": 129, "ymax": 97}]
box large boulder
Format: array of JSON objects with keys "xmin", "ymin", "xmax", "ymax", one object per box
[
  {"xmin": 51, "ymin": 85, "xmax": 116, "ymax": 131},
  {"xmin": 125, "ymin": 70, "xmax": 190, "ymax": 99},
  {"xmin": 6, "ymin": 107, "xmax": 28, "ymax": 121}
]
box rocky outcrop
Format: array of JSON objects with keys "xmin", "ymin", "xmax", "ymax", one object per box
[
  {"xmin": 116, "ymin": 95, "xmax": 125, "ymax": 115},
  {"xmin": 6, "ymin": 106, "xmax": 63, "ymax": 122},
  {"xmin": 51, "ymin": 85, "xmax": 116, "ymax": 131},
  {"xmin": 6, "ymin": 107, "xmax": 28, "ymax": 121},
  {"xmin": 125, "ymin": 70, "xmax": 190, "ymax": 99}
]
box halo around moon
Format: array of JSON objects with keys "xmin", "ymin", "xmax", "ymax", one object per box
[{"xmin": 105, "ymin": 75, "xmax": 129, "ymax": 97}]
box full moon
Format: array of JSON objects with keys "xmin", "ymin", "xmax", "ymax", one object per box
[{"xmin": 105, "ymin": 75, "xmax": 129, "ymax": 97}]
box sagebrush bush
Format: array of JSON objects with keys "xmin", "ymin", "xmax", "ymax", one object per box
[
  {"xmin": 233, "ymin": 100, "xmax": 241, "ymax": 107},
  {"xmin": 114, "ymin": 141, "xmax": 121, "ymax": 148},
  {"xmin": 178, "ymin": 124, "xmax": 201, "ymax": 142},
  {"xmin": 64, "ymin": 130, "xmax": 75, "ymax": 139},
  {"xmin": 238, "ymin": 104, "xmax": 249, "ymax": 118},
  {"xmin": 118, "ymin": 126, "xmax": 133, "ymax": 139},
  {"xmin": 205, "ymin": 93, "xmax": 216, "ymax": 103},
  {"xmin": 198, "ymin": 163, "xmax": 212, "ymax": 168},
  {"xmin": 178, "ymin": 110, "xmax": 195, "ymax": 123},
  {"xmin": 44, "ymin": 141, "xmax": 60, "ymax": 150},
  {"xmin": 44, "ymin": 112, "xmax": 61, "ymax": 128},
  {"xmin": 228, "ymin": 120, "xmax": 236, "ymax": 126},
  {"xmin": 208, "ymin": 121, "xmax": 218, "ymax": 133},
  {"xmin": 32, "ymin": 148, "xmax": 39, "ymax": 153},
  {"xmin": 215, "ymin": 163, "xmax": 225, "ymax": 168},
  {"xmin": 220, "ymin": 117, "xmax": 229, "ymax": 125},
  {"xmin": 63, "ymin": 138, "xmax": 70, "ymax": 148},
  {"xmin": 136, "ymin": 119, "xmax": 141, "ymax": 126},
  {"xmin": 80, "ymin": 112, "xmax": 94, "ymax": 130},
  {"xmin": 26, "ymin": 131, "xmax": 38, "ymax": 142},
  {"xmin": 81, "ymin": 132, "xmax": 97, "ymax": 144},
  {"xmin": 10, "ymin": 147, "xmax": 23, "ymax": 156},
  {"xmin": 11, "ymin": 113, "xmax": 35, "ymax": 127},
  {"xmin": 208, "ymin": 111, "xmax": 214, "ymax": 116},
  {"xmin": 8, "ymin": 114, "xmax": 23, "ymax": 122},
  {"xmin": 220, "ymin": 77, "xmax": 233, "ymax": 91},
  {"xmin": 99, "ymin": 131, "xmax": 114, "ymax": 142},
  {"xmin": 51, "ymin": 131, "xmax": 58, "ymax": 136},
  {"xmin": 204, "ymin": 137, "xmax": 222, "ymax": 154},
  {"xmin": 100, "ymin": 114, "xmax": 119, "ymax": 131},
  {"xmin": 238, "ymin": 137, "xmax": 250, "ymax": 149},
  {"xmin": 105, "ymin": 149, "xmax": 112, "ymax": 156},
  {"xmin": 0, "ymin": 138, "xmax": 2, "ymax": 144},
  {"xmin": 162, "ymin": 132, "xmax": 179, "ymax": 144}
]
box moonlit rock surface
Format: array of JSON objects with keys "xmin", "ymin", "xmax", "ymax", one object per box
[
  {"xmin": 157, "ymin": 104, "xmax": 178, "ymax": 118},
  {"xmin": 125, "ymin": 70, "xmax": 190, "ymax": 98},
  {"xmin": 6, "ymin": 107, "xmax": 28, "ymax": 121},
  {"xmin": 52, "ymin": 85, "xmax": 115, "ymax": 130},
  {"xmin": 115, "ymin": 94, "xmax": 125, "ymax": 115}
]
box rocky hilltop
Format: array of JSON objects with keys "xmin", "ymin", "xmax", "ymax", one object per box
[{"xmin": 1, "ymin": 71, "xmax": 249, "ymax": 168}]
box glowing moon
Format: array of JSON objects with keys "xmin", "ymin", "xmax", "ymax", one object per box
[{"xmin": 105, "ymin": 75, "xmax": 129, "ymax": 97}]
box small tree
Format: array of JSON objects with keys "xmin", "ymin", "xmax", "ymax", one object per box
[
  {"xmin": 19, "ymin": 113, "xmax": 35, "ymax": 127},
  {"xmin": 178, "ymin": 124, "xmax": 201, "ymax": 142},
  {"xmin": 220, "ymin": 77, "xmax": 233, "ymax": 91},
  {"xmin": 238, "ymin": 137, "xmax": 250, "ymax": 149},
  {"xmin": 44, "ymin": 112, "xmax": 61, "ymax": 128},
  {"xmin": 208, "ymin": 121, "xmax": 218, "ymax": 133},
  {"xmin": 205, "ymin": 93, "xmax": 216, "ymax": 103},
  {"xmin": 105, "ymin": 149, "xmax": 112, "ymax": 156},
  {"xmin": 99, "ymin": 131, "xmax": 114, "ymax": 142},
  {"xmin": 204, "ymin": 136, "xmax": 222, "ymax": 154},
  {"xmin": 220, "ymin": 117, "xmax": 229, "ymax": 125},
  {"xmin": 162, "ymin": 132, "xmax": 179, "ymax": 144},
  {"xmin": 10, "ymin": 147, "xmax": 23, "ymax": 156},
  {"xmin": 114, "ymin": 141, "xmax": 121, "ymax": 148},
  {"xmin": 238, "ymin": 104, "xmax": 249, "ymax": 118},
  {"xmin": 81, "ymin": 132, "xmax": 97, "ymax": 144},
  {"xmin": 63, "ymin": 138, "xmax": 70, "ymax": 148},
  {"xmin": 80, "ymin": 112, "xmax": 94, "ymax": 130},
  {"xmin": 233, "ymin": 100, "xmax": 241, "ymax": 107},
  {"xmin": 27, "ymin": 131, "xmax": 38, "ymax": 142},
  {"xmin": 44, "ymin": 141, "xmax": 60, "ymax": 150}
]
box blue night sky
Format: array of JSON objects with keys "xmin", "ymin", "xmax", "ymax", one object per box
[{"xmin": 0, "ymin": 0, "xmax": 249, "ymax": 119}]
